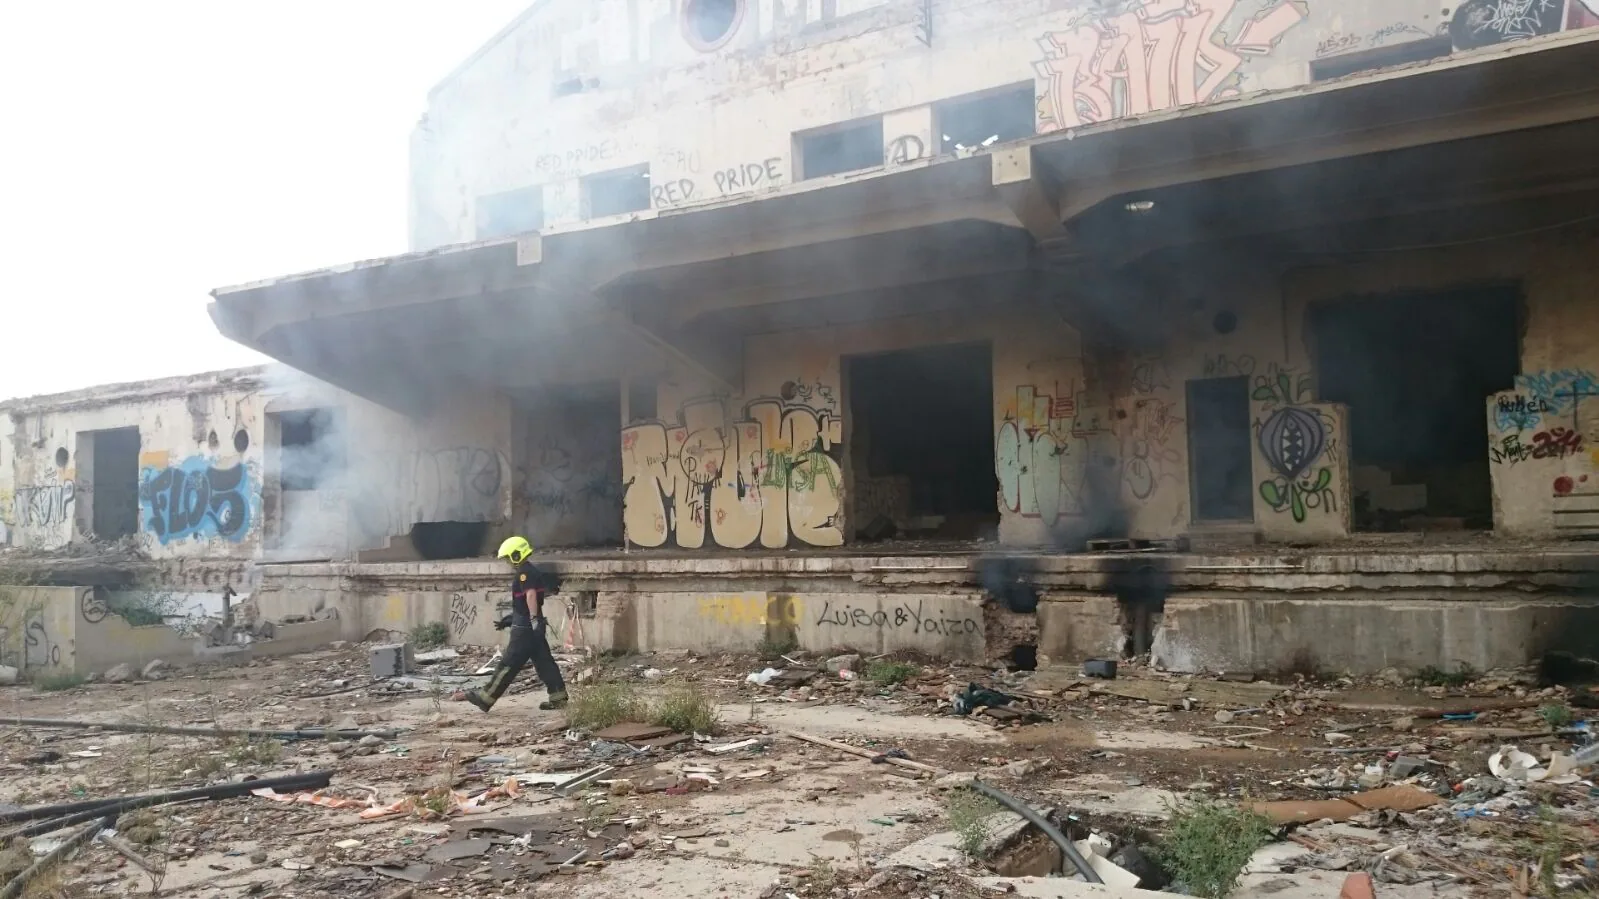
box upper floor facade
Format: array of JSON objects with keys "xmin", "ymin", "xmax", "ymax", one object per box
[{"xmin": 408, "ymin": 0, "xmax": 1599, "ymax": 249}]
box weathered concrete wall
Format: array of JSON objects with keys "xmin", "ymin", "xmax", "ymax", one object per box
[
  {"xmin": 2, "ymin": 371, "xmax": 268, "ymax": 556},
  {"xmin": 0, "ymin": 414, "xmax": 14, "ymax": 549},
  {"xmin": 0, "ymin": 586, "xmax": 77, "ymax": 674},
  {"xmin": 1150, "ymin": 593, "xmax": 1599, "ymax": 674},
  {"xmin": 1288, "ymin": 231, "xmax": 1599, "ymax": 539},
  {"xmin": 624, "ymin": 305, "xmax": 1087, "ymax": 549},
  {"xmin": 1, "ymin": 367, "xmax": 518, "ymax": 565},
  {"xmin": 412, "ymin": 0, "xmax": 1599, "ymax": 248},
  {"xmin": 251, "ymin": 545, "xmax": 1599, "ymax": 673}
]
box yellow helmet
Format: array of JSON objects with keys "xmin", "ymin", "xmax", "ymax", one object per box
[{"xmin": 497, "ymin": 535, "xmax": 533, "ymax": 564}]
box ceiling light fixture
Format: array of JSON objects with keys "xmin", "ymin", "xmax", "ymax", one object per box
[{"xmin": 1125, "ymin": 200, "xmax": 1156, "ymax": 213}]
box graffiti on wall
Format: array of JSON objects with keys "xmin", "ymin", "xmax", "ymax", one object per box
[
  {"xmin": 621, "ymin": 394, "xmax": 843, "ymax": 549},
  {"xmin": 1252, "ymin": 367, "xmax": 1336, "ymax": 523},
  {"xmin": 350, "ymin": 447, "xmax": 509, "ymax": 545},
  {"xmin": 1449, "ymin": 0, "xmax": 1568, "ymax": 49},
  {"xmin": 11, "ymin": 478, "xmax": 75, "ymax": 531},
  {"xmin": 1116, "ymin": 359, "xmax": 1183, "ymax": 507},
  {"xmin": 812, "ymin": 598, "xmax": 981, "ymax": 639},
  {"xmin": 1447, "ymin": 0, "xmax": 1599, "ymax": 50},
  {"xmin": 1489, "ymin": 369, "xmax": 1599, "ymax": 475},
  {"xmin": 996, "ymin": 383, "xmax": 1110, "ymax": 525},
  {"xmin": 518, "ymin": 433, "xmax": 624, "ymax": 533},
  {"xmin": 1034, "ymin": 0, "xmax": 1307, "ymax": 132},
  {"xmin": 140, "ymin": 458, "xmax": 255, "ymax": 544}
]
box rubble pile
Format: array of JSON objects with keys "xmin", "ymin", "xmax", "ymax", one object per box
[{"xmin": 0, "ymin": 642, "xmax": 1594, "ymax": 897}]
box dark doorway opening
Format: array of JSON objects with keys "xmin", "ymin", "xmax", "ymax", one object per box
[
  {"xmin": 846, "ymin": 341, "xmax": 997, "ymax": 541},
  {"xmin": 1186, "ymin": 377, "xmax": 1255, "ymax": 522},
  {"xmin": 1311, "ymin": 285, "xmax": 1520, "ymax": 531},
  {"xmin": 90, "ymin": 428, "xmax": 140, "ymax": 540},
  {"xmin": 515, "ymin": 384, "xmax": 626, "ymax": 548},
  {"xmin": 271, "ymin": 407, "xmax": 345, "ymax": 554}
]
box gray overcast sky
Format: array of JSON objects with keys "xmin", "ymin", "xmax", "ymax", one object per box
[{"xmin": 0, "ymin": 2, "xmax": 529, "ymax": 401}]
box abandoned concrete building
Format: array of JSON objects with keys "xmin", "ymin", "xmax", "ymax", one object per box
[{"xmin": 9, "ymin": 0, "xmax": 1599, "ymax": 678}]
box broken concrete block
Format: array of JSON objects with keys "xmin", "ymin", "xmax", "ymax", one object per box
[
  {"xmin": 103, "ymin": 663, "xmax": 134, "ymax": 684},
  {"xmin": 1388, "ymin": 756, "xmax": 1426, "ymax": 779},
  {"xmin": 142, "ymin": 660, "xmax": 168, "ymax": 680},
  {"xmin": 369, "ymin": 643, "xmax": 415, "ymax": 679},
  {"xmin": 824, "ymin": 654, "xmax": 860, "ymax": 675}
]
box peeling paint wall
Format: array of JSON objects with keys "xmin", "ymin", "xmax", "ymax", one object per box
[{"xmin": 411, "ymin": 0, "xmax": 1599, "ymax": 248}]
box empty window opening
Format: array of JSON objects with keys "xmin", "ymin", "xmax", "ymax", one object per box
[
  {"xmin": 1187, "ymin": 377, "xmax": 1255, "ymax": 522},
  {"xmin": 85, "ymin": 428, "xmax": 140, "ymax": 540},
  {"xmin": 269, "ymin": 407, "xmax": 345, "ymax": 555},
  {"xmin": 1311, "ymin": 286, "xmax": 1520, "ymax": 532},
  {"xmin": 798, "ymin": 119, "xmax": 885, "ymax": 181},
  {"xmin": 847, "ymin": 342, "xmax": 997, "ymax": 541},
  {"xmin": 410, "ymin": 521, "xmax": 490, "ymax": 561},
  {"xmin": 627, "ymin": 378, "xmax": 658, "ymax": 423},
  {"xmin": 1310, "ymin": 35, "xmax": 1450, "ymax": 81},
  {"xmin": 514, "ymin": 385, "xmax": 625, "ymax": 548},
  {"xmin": 682, "ymin": 0, "xmax": 743, "ymax": 50},
  {"xmin": 583, "ymin": 165, "xmax": 651, "ymax": 218},
  {"xmin": 935, "ymin": 84, "xmax": 1036, "ymax": 154},
  {"xmin": 476, "ymin": 186, "xmax": 545, "ymax": 239},
  {"xmin": 278, "ymin": 408, "xmax": 343, "ymax": 491}
]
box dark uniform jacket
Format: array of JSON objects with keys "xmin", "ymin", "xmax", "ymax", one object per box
[{"xmin": 510, "ymin": 559, "xmax": 561, "ymax": 624}]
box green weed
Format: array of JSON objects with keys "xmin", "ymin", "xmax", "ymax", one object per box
[
  {"xmin": 651, "ymin": 686, "xmax": 721, "ymax": 735},
  {"xmin": 410, "ymin": 622, "xmax": 450, "ymax": 650},
  {"xmin": 867, "ymin": 661, "xmax": 920, "ymax": 686},
  {"xmin": 566, "ymin": 683, "xmax": 649, "ymax": 732},
  {"xmin": 947, "ymin": 791, "xmax": 1002, "ymax": 859},
  {"xmin": 1156, "ymin": 799, "xmax": 1275, "ymax": 898}
]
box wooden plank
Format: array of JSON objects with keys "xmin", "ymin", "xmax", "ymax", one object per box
[{"xmin": 784, "ymin": 731, "xmax": 939, "ymax": 775}]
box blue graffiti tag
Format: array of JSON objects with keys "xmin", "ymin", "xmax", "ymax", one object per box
[
  {"xmin": 139, "ymin": 458, "xmax": 255, "ymax": 544},
  {"xmin": 1500, "ymin": 369, "xmax": 1599, "ymax": 431}
]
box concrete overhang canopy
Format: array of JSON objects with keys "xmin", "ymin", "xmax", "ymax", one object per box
[{"xmin": 207, "ymin": 28, "xmax": 1599, "ymax": 404}]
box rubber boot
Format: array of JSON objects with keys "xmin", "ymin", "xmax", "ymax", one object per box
[
  {"xmin": 527, "ymin": 618, "xmax": 568, "ymax": 710},
  {"xmin": 464, "ymin": 624, "xmax": 536, "ymax": 712}
]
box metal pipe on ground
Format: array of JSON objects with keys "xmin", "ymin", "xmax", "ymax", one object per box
[
  {"xmin": 0, "ymin": 816, "xmax": 111, "ymax": 899},
  {"xmin": 0, "ymin": 771, "xmax": 333, "ymax": 844},
  {"xmin": 6, "ymin": 717, "xmax": 399, "ymax": 741},
  {"xmin": 969, "ymin": 780, "xmax": 1102, "ymax": 884}
]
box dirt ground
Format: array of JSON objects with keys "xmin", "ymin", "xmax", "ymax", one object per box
[{"xmin": 1, "ymin": 645, "xmax": 1595, "ymax": 898}]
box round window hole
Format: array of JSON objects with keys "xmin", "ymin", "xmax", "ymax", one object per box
[
  {"xmin": 1212, "ymin": 311, "xmax": 1238, "ymax": 335},
  {"xmin": 682, "ymin": 0, "xmax": 743, "ymax": 50},
  {"xmin": 55, "ymin": 447, "xmax": 69, "ymax": 468},
  {"xmin": 234, "ymin": 430, "xmax": 251, "ymax": 454},
  {"xmin": 779, "ymin": 380, "xmax": 798, "ymax": 401}
]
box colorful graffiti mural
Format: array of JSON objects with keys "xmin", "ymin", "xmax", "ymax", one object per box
[
  {"xmin": 1034, "ymin": 0, "xmax": 1306, "ymax": 132},
  {"xmin": 621, "ymin": 394, "xmax": 844, "ymax": 549},
  {"xmin": 996, "ymin": 383, "xmax": 1109, "ymax": 525},
  {"xmin": 1252, "ymin": 367, "xmax": 1337, "ymax": 523},
  {"xmin": 139, "ymin": 458, "xmax": 255, "ymax": 544}
]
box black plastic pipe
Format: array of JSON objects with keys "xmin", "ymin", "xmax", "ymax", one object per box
[
  {"xmin": 0, "ymin": 815, "xmax": 112, "ymax": 899},
  {"xmin": 970, "ymin": 779, "xmax": 1102, "ymax": 884},
  {"xmin": 0, "ymin": 771, "xmax": 333, "ymax": 843}
]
